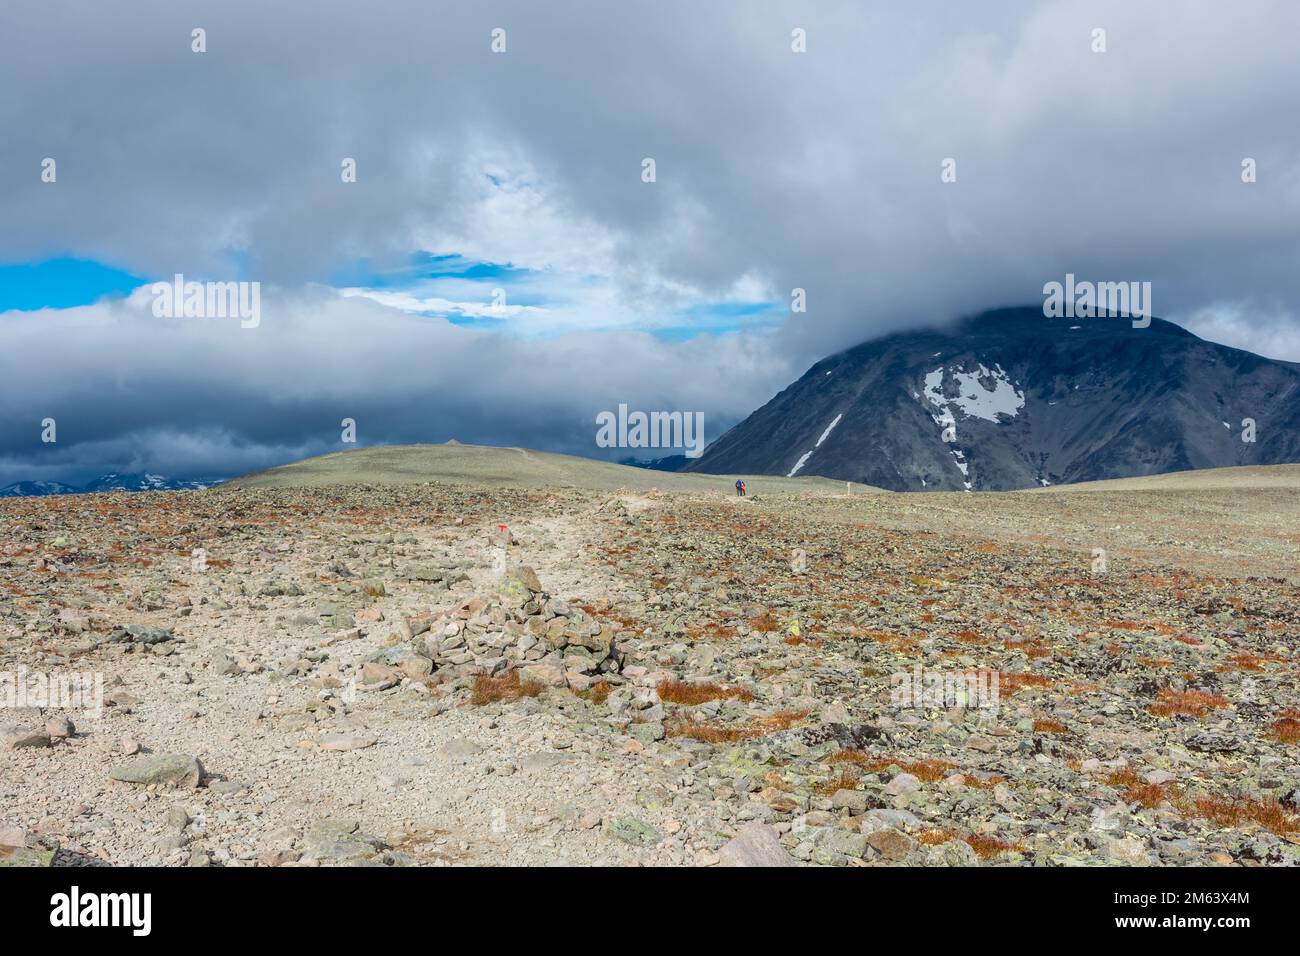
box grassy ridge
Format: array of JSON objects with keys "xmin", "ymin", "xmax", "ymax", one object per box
[
  {"xmin": 224, "ymin": 442, "xmax": 1300, "ymax": 495},
  {"xmin": 222, "ymin": 442, "xmax": 880, "ymax": 495}
]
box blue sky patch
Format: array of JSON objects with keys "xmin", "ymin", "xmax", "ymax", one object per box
[
  {"xmin": 0, "ymin": 258, "xmax": 149, "ymax": 312},
  {"xmin": 331, "ymin": 252, "xmax": 533, "ymax": 289}
]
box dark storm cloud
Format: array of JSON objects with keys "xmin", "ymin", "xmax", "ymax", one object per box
[{"xmin": 2, "ymin": 0, "xmax": 1299, "ymax": 482}]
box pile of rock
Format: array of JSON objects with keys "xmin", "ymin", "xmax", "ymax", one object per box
[{"xmin": 417, "ymin": 565, "xmax": 618, "ymax": 691}]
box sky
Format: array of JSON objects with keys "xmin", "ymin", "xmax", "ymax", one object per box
[{"xmin": 2, "ymin": 0, "xmax": 1299, "ymax": 485}]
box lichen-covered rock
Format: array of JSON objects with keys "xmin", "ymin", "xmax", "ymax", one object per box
[{"xmin": 109, "ymin": 753, "xmax": 204, "ymax": 788}]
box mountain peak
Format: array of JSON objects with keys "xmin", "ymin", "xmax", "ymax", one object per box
[{"xmin": 687, "ymin": 309, "xmax": 1300, "ymax": 491}]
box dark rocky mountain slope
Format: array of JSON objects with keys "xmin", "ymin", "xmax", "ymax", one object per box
[{"xmin": 686, "ymin": 307, "xmax": 1300, "ymax": 491}]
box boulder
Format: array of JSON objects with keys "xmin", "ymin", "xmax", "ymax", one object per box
[{"xmin": 109, "ymin": 753, "xmax": 204, "ymax": 788}]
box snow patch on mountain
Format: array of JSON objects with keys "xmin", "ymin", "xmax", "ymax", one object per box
[
  {"xmin": 923, "ymin": 363, "xmax": 1024, "ymax": 425},
  {"xmin": 787, "ymin": 413, "xmax": 843, "ymax": 477},
  {"xmin": 950, "ymin": 447, "xmax": 972, "ymax": 492},
  {"xmin": 919, "ymin": 362, "xmax": 1023, "ymax": 492}
]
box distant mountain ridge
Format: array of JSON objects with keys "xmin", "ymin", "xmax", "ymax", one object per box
[
  {"xmin": 618, "ymin": 454, "xmax": 689, "ymax": 472},
  {"xmin": 0, "ymin": 473, "xmax": 223, "ymax": 497},
  {"xmin": 685, "ymin": 307, "xmax": 1300, "ymax": 491}
]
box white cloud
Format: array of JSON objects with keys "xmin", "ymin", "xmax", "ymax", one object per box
[
  {"xmin": 1177, "ymin": 301, "xmax": 1300, "ymax": 363},
  {"xmin": 338, "ymin": 288, "xmax": 546, "ymax": 320},
  {"xmin": 0, "ymin": 288, "xmax": 794, "ymax": 483}
]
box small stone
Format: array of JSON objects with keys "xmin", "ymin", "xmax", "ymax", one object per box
[
  {"xmin": 3, "ymin": 726, "xmax": 52, "ymax": 749},
  {"xmin": 860, "ymin": 808, "xmax": 922, "ymax": 832},
  {"xmin": 866, "ymin": 827, "xmax": 915, "ymax": 861},
  {"xmin": 1185, "ymin": 732, "xmax": 1242, "ymax": 753},
  {"xmin": 718, "ymin": 822, "xmax": 796, "ymax": 867},
  {"xmin": 123, "ymin": 624, "xmax": 173, "ymax": 645},
  {"xmin": 1098, "ymin": 834, "xmax": 1153, "ymax": 865},
  {"xmin": 0, "ymin": 843, "xmax": 57, "ymax": 867},
  {"xmin": 166, "ymin": 807, "xmax": 191, "ymax": 830},
  {"xmin": 830, "ymin": 789, "xmax": 868, "ymax": 813},
  {"xmin": 158, "ymin": 832, "xmax": 189, "ymax": 852},
  {"xmin": 521, "ymin": 663, "xmax": 566, "ymax": 687},
  {"xmin": 630, "ymin": 721, "xmax": 665, "ymax": 745},
  {"xmin": 1091, "ymin": 804, "xmax": 1129, "ymax": 833},
  {"xmin": 442, "ymin": 738, "xmax": 484, "ymax": 759},
  {"xmin": 927, "ymin": 839, "xmax": 980, "ymax": 867},
  {"xmin": 884, "ymin": 772, "xmax": 921, "ymax": 796},
  {"xmin": 303, "ymin": 819, "xmax": 383, "ymax": 861},
  {"xmin": 822, "ymin": 701, "xmax": 851, "ymax": 724},
  {"xmin": 211, "ymin": 648, "xmax": 241, "ymax": 676},
  {"xmin": 610, "ymin": 817, "xmax": 662, "ymax": 847},
  {"xmin": 516, "ymin": 566, "xmax": 543, "ymax": 592},
  {"xmin": 823, "ymin": 828, "xmax": 870, "ymax": 859},
  {"xmin": 46, "ymin": 716, "xmax": 75, "ymax": 739}
]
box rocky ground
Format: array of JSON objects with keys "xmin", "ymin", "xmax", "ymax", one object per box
[{"xmin": 2, "ymin": 480, "xmax": 1298, "ymax": 867}]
